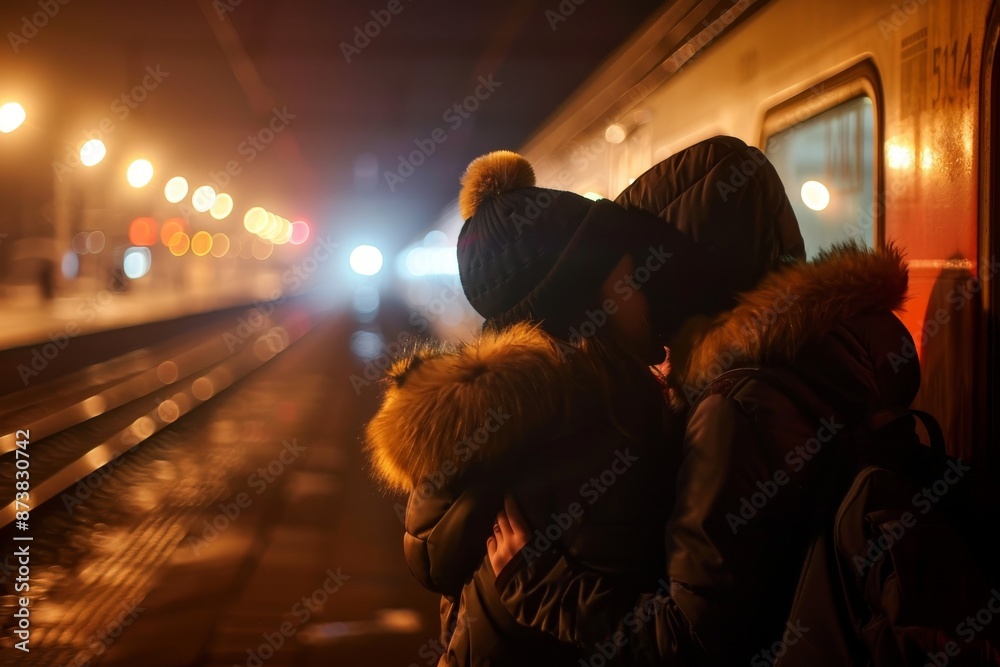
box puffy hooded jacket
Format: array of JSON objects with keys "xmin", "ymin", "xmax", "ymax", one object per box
[
  {"xmin": 366, "ymin": 323, "xmax": 680, "ymax": 666},
  {"xmin": 496, "ymin": 243, "xmax": 922, "ymax": 665}
]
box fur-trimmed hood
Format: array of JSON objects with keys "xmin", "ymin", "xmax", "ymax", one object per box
[
  {"xmin": 366, "ymin": 322, "xmax": 598, "ymax": 494},
  {"xmin": 670, "ymin": 243, "xmax": 909, "ymax": 400}
]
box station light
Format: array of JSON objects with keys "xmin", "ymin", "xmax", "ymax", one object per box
[
  {"xmin": 81, "ymin": 139, "xmax": 107, "ymax": 167},
  {"xmin": 210, "ymin": 233, "xmax": 230, "ymax": 258},
  {"xmin": 289, "ymin": 220, "xmax": 310, "ymax": 245},
  {"xmin": 168, "ymin": 231, "xmax": 190, "ymax": 256},
  {"xmin": 243, "ymin": 207, "xmax": 268, "ymax": 234},
  {"xmin": 0, "ymin": 102, "xmax": 26, "ymax": 133},
  {"xmin": 191, "ymin": 231, "xmax": 213, "ymax": 256},
  {"xmin": 128, "ymin": 217, "xmax": 158, "ymax": 246},
  {"xmin": 164, "ymin": 176, "xmax": 189, "ymax": 203},
  {"xmin": 350, "ymin": 245, "xmax": 383, "ymax": 276},
  {"xmin": 123, "ymin": 247, "xmax": 152, "ymax": 279},
  {"xmin": 192, "ymin": 185, "xmax": 217, "ymax": 213},
  {"xmin": 604, "ymin": 123, "xmax": 627, "ymax": 144},
  {"xmin": 210, "ymin": 193, "xmax": 234, "ymax": 220},
  {"xmin": 160, "ymin": 218, "xmax": 186, "ymax": 246},
  {"xmin": 127, "ymin": 159, "xmax": 154, "ymax": 188},
  {"xmin": 800, "ymin": 180, "xmax": 830, "ymax": 212}
]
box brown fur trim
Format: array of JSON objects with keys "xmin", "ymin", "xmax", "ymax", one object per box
[
  {"xmin": 365, "ymin": 322, "xmax": 576, "ymax": 493},
  {"xmin": 673, "ymin": 242, "xmax": 909, "ymax": 394},
  {"xmin": 458, "ymin": 150, "xmax": 535, "ymax": 220}
]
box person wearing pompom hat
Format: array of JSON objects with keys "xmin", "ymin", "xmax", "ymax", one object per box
[
  {"xmin": 364, "ymin": 149, "xmax": 702, "ymax": 665},
  {"xmin": 485, "ymin": 139, "xmax": 994, "ymax": 665},
  {"xmin": 366, "ymin": 138, "xmax": 818, "ymax": 665}
]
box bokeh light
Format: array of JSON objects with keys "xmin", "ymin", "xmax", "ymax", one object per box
[
  {"xmin": 86, "ymin": 231, "xmax": 106, "ymax": 254},
  {"xmin": 127, "ymin": 159, "xmax": 154, "ymax": 188},
  {"xmin": 168, "ymin": 231, "xmax": 190, "ymax": 256},
  {"xmin": 210, "ymin": 193, "xmax": 233, "ymax": 220},
  {"xmin": 123, "ymin": 247, "xmax": 152, "ymax": 279},
  {"xmin": 80, "ymin": 139, "xmax": 107, "ymax": 167},
  {"xmin": 128, "ymin": 217, "xmax": 158, "ymax": 246},
  {"xmin": 210, "ymin": 233, "xmax": 231, "ymax": 258},
  {"xmin": 243, "ymin": 207, "xmax": 268, "ymax": 234},
  {"xmin": 164, "ymin": 176, "xmax": 188, "ymax": 203},
  {"xmin": 191, "ymin": 231, "xmax": 213, "ymax": 256},
  {"xmin": 252, "ymin": 238, "xmax": 274, "ymax": 260},
  {"xmin": 350, "ymin": 245, "xmax": 383, "ymax": 276},
  {"xmin": 192, "ymin": 185, "xmax": 217, "ymax": 213},
  {"xmin": 289, "ymin": 220, "xmax": 310, "ymax": 245},
  {"xmin": 0, "ymin": 102, "xmax": 26, "ymax": 133},
  {"xmin": 800, "ymin": 180, "xmax": 830, "ymax": 211},
  {"xmin": 160, "ymin": 218, "xmax": 186, "ymax": 246}
]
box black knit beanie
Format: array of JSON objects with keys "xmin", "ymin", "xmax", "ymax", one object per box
[{"xmin": 456, "ymin": 150, "xmax": 701, "ymax": 337}]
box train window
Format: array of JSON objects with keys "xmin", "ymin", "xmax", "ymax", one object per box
[{"xmin": 764, "ymin": 96, "xmax": 875, "ymax": 259}]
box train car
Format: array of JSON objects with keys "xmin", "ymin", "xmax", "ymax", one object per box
[{"xmin": 517, "ymin": 0, "xmax": 998, "ymax": 471}]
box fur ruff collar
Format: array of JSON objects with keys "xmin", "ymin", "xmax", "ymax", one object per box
[
  {"xmin": 670, "ymin": 242, "xmax": 909, "ymax": 400},
  {"xmin": 366, "ymin": 322, "xmax": 587, "ymax": 493}
]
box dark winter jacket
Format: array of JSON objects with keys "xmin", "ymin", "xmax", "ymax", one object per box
[
  {"xmin": 365, "ymin": 323, "xmax": 680, "ymax": 666},
  {"xmin": 496, "ymin": 243, "xmax": 923, "ymax": 664}
]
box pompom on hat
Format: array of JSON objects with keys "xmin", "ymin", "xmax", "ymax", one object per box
[{"xmin": 455, "ymin": 150, "xmax": 690, "ymax": 336}]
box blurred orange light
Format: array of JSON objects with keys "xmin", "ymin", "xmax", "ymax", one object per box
[
  {"xmin": 191, "ymin": 231, "xmax": 213, "ymax": 256},
  {"xmin": 160, "ymin": 218, "xmax": 186, "ymax": 246},
  {"xmin": 168, "ymin": 231, "xmax": 190, "ymax": 256},
  {"xmin": 210, "ymin": 233, "xmax": 231, "ymax": 258},
  {"xmin": 129, "ymin": 217, "xmax": 158, "ymax": 246},
  {"xmin": 228, "ymin": 236, "xmax": 243, "ymax": 258},
  {"xmin": 252, "ymin": 237, "xmax": 273, "ymax": 260}
]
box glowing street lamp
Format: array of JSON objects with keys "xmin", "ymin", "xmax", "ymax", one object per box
[
  {"xmin": 127, "ymin": 159, "xmax": 154, "ymax": 188},
  {"xmin": 0, "ymin": 102, "xmax": 26, "ymax": 133},
  {"xmin": 80, "ymin": 139, "xmax": 107, "ymax": 166}
]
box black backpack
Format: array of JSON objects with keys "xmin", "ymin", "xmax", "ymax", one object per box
[{"xmin": 699, "ymin": 367, "xmax": 1000, "ymax": 666}]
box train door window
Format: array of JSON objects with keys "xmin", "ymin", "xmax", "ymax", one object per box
[{"xmin": 764, "ymin": 96, "xmax": 875, "ymax": 259}]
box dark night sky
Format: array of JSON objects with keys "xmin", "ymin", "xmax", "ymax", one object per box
[{"xmin": 0, "ymin": 0, "xmax": 666, "ymax": 255}]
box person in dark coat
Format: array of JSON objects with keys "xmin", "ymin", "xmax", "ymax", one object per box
[
  {"xmin": 487, "ymin": 139, "xmax": 999, "ymax": 664},
  {"xmin": 366, "ymin": 150, "xmax": 699, "ymax": 666}
]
